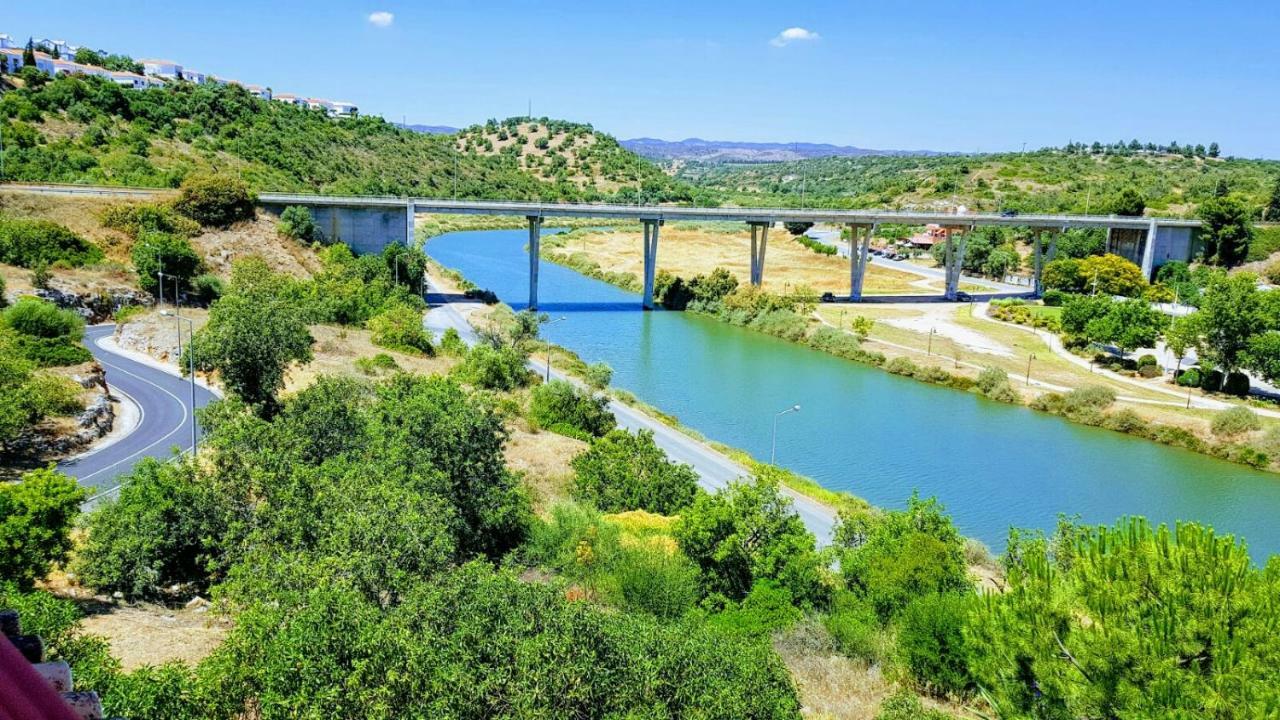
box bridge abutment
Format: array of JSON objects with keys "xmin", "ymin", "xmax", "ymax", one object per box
[
  {"xmin": 641, "ymin": 219, "xmax": 662, "ymax": 310},
  {"xmin": 260, "ymin": 201, "xmax": 414, "ymax": 255}
]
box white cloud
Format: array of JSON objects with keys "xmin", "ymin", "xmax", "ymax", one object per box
[
  {"xmin": 770, "ymin": 27, "xmax": 820, "ymax": 47},
  {"xmin": 367, "ymin": 11, "xmax": 395, "ymax": 28}
]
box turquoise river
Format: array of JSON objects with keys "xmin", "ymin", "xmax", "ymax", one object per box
[{"xmin": 428, "ymin": 228, "xmax": 1280, "ymax": 562}]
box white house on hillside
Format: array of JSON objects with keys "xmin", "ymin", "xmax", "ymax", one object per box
[
  {"xmin": 243, "ymin": 84, "xmax": 271, "ymax": 101},
  {"xmin": 51, "ymin": 59, "xmax": 110, "ymax": 78},
  {"xmin": 0, "ymin": 34, "xmax": 14, "ymax": 49},
  {"xmin": 139, "ymin": 59, "xmax": 182, "ymax": 80},
  {"xmin": 183, "ymin": 69, "xmax": 207, "ymax": 84},
  {"xmin": 330, "ymin": 101, "xmax": 358, "ymax": 118},
  {"xmin": 0, "ymin": 48, "xmax": 22, "ymax": 73},
  {"xmin": 110, "ymin": 70, "xmax": 157, "ymax": 89},
  {"xmin": 272, "ymin": 93, "xmax": 308, "ymax": 107}
]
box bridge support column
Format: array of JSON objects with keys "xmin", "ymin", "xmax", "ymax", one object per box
[
  {"xmin": 528, "ymin": 215, "xmax": 542, "ymax": 310},
  {"xmin": 641, "ymin": 219, "xmax": 662, "ymax": 310},
  {"xmin": 1032, "ymin": 230, "xmax": 1044, "ymax": 296},
  {"xmin": 944, "ymin": 229, "xmax": 970, "ymax": 301},
  {"xmin": 749, "ymin": 222, "xmax": 770, "ymax": 286},
  {"xmin": 848, "ymin": 223, "xmax": 874, "ymax": 300},
  {"xmin": 1140, "ymin": 220, "xmax": 1158, "ymax": 280},
  {"xmin": 405, "ymin": 200, "xmax": 416, "ymax": 246}
]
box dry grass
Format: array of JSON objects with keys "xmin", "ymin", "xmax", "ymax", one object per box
[
  {"xmin": 283, "ymin": 323, "xmax": 458, "ymax": 394},
  {"xmin": 0, "ymin": 261, "xmax": 139, "ymax": 298},
  {"xmin": 195, "ymin": 212, "xmax": 323, "ymax": 279},
  {"xmin": 548, "ymin": 227, "xmax": 931, "ymax": 295},
  {"xmin": 504, "ymin": 426, "xmax": 586, "ymax": 513},
  {"xmin": 0, "ymin": 190, "xmax": 143, "ymax": 263}
]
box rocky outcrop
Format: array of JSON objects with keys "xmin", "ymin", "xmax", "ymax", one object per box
[
  {"xmin": 34, "ymin": 286, "xmax": 153, "ymax": 324},
  {"xmin": 3, "ymin": 364, "xmax": 115, "ymax": 463}
]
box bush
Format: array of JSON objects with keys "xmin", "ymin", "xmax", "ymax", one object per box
[
  {"xmin": 571, "ymin": 429, "xmax": 699, "ymax": 514},
  {"xmin": 0, "ymin": 466, "xmax": 86, "ymax": 587},
  {"xmin": 1137, "ymin": 354, "xmax": 1159, "ymax": 368},
  {"xmin": 0, "ymin": 297, "xmax": 90, "ymax": 366},
  {"xmin": 1200, "ymin": 369, "xmax": 1224, "ymax": 392},
  {"xmin": 173, "ymin": 173, "xmax": 256, "ymax": 228},
  {"xmin": 0, "ymin": 216, "xmax": 102, "ymax": 268},
  {"xmin": 1176, "ymin": 367, "xmax": 1202, "ymax": 387},
  {"xmin": 837, "ymin": 494, "xmax": 970, "ymax": 620},
  {"xmin": 277, "ymin": 205, "xmax": 320, "ymax": 242},
  {"xmin": 1064, "ymin": 385, "xmax": 1116, "ymax": 413},
  {"xmin": 354, "ymin": 353, "xmax": 399, "ymax": 374},
  {"xmin": 452, "ymin": 343, "xmax": 529, "ymax": 390},
  {"xmin": 438, "ymin": 327, "xmax": 467, "ymax": 357},
  {"xmin": 1223, "ymin": 371, "xmax": 1251, "ymax": 397},
  {"xmin": 1138, "ymin": 364, "xmax": 1161, "ymax": 378},
  {"xmin": 190, "ymin": 273, "xmax": 224, "ymax": 304},
  {"xmin": 1040, "ymin": 288, "xmax": 1068, "ymax": 306},
  {"xmin": 706, "ymin": 579, "xmax": 804, "ymax": 638},
  {"xmin": 896, "ymin": 592, "xmax": 974, "ymax": 696},
  {"xmin": 76, "ymin": 458, "xmax": 227, "ymax": 599},
  {"xmin": 367, "ymin": 303, "xmax": 433, "ymax": 355},
  {"xmin": 675, "ymin": 476, "xmax": 827, "ymax": 607},
  {"xmin": 886, "ymin": 356, "xmax": 920, "ymax": 376},
  {"xmin": 975, "ymin": 366, "xmax": 1019, "ymax": 402},
  {"xmin": 529, "ymin": 379, "xmax": 615, "ymax": 438},
  {"xmin": 875, "ymin": 690, "xmax": 953, "ymax": 720},
  {"xmin": 825, "ymin": 591, "xmax": 883, "ymax": 661},
  {"xmin": 584, "ymin": 361, "xmax": 612, "ymax": 390},
  {"xmin": 1211, "ymin": 406, "xmax": 1262, "ymax": 438},
  {"xmin": 100, "ymin": 202, "xmax": 199, "ymax": 239},
  {"xmin": 130, "ymin": 232, "xmax": 203, "ymax": 296}
]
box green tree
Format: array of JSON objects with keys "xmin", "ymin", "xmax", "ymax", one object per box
[
  {"xmin": 189, "ymin": 287, "xmax": 313, "ymax": 415},
  {"xmin": 173, "ymin": 173, "xmax": 256, "ymax": 228},
  {"xmin": 452, "ymin": 343, "xmax": 530, "ymax": 391},
  {"xmin": 1267, "ymin": 175, "xmax": 1280, "ymax": 222},
  {"xmin": 277, "ymin": 205, "xmax": 320, "ymax": 242},
  {"xmin": 1108, "ymin": 187, "xmax": 1146, "ymax": 216},
  {"xmin": 571, "ymin": 429, "xmax": 700, "ymax": 514},
  {"xmin": 1196, "ymin": 273, "xmax": 1264, "ymax": 380},
  {"xmin": 836, "ymin": 494, "xmax": 970, "ymax": 619},
  {"xmin": 583, "ymin": 361, "xmax": 612, "ymax": 390},
  {"xmin": 784, "ymin": 221, "xmax": 814, "ymax": 236},
  {"xmin": 1077, "ymin": 254, "xmax": 1148, "ymax": 297},
  {"xmin": 674, "ymin": 477, "xmax": 827, "ymax": 607},
  {"xmin": 1085, "ymin": 298, "xmax": 1169, "ymax": 356},
  {"xmin": 1197, "ymin": 196, "xmax": 1254, "ymax": 266},
  {"xmin": 1245, "ymin": 331, "xmax": 1280, "ymax": 384},
  {"xmin": 23, "ymin": 39, "xmax": 35, "ymax": 67},
  {"xmin": 529, "ymin": 379, "xmax": 615, "ymax": 438},
  {"xmin": 367, "ymin": 302, "xmax": 433, "ymax": 355},
  {"xmin": 1165, "ymin": 313, "xmax": 1201, "ymax": 376},
  {"xmin": 130, "ymin": 232, "xmax": 203, "ymax": 296},
  {"xmin": 0, "ymin": 466, "xmax": 85, "ymax": 587},
  {"xmin": 967, "ymin": 518, "xmax": 1280, "ymax": 718}
]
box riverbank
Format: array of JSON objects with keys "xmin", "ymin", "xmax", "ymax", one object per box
[{"xmin": 527, "ymin": 227, "xmax": 1280, "ymax": 475}]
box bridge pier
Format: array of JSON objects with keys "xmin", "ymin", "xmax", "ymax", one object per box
[
  {"xmin": 1140, "ymin": 219, "xmax": 1158, "ymax": 280},
  {"xmin": 528, "ymin": 215, "xmax": 542, "ymax": 310},
  {"xmin": 943, "ymin": 228, "xmax": 970, "ymax": 301},
  {"xmin": 641, "ymin": 219, "xmax": 662, "ymax": 310},
  {"xmin": 1032, "ymin": 229, "xmax": 1044, "ymax": 296},
  {"xmin": 848, "ymin": 223, "xmax": 875, "ymax": 300},
  {"xmin": 405, "ymin": 200, "xmax": 416, "ymax": 247},
  {"xmin": 749, "ymin": 222, "xmax": 770, "ymax": 286}
]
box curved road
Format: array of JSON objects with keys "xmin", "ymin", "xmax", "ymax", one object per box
[{"xmin": 56, "ymin": 325, "xmax": 216, "ymax": 501}]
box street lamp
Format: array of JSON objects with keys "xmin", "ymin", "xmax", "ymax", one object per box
[
  {"xmin": 543, "ymin": 316, "xmax": 567, "ymax": 381},
  {"xmin": 160, "ymin": 310, "xmax": 199, "ymax": 456},
  {"xmin": 770, "ymin": 403, "xmax": 801, "ymax": 465},
  {"xmin": 1025, "ymin": 353, "xmax": 1037, "ymax": 386}
]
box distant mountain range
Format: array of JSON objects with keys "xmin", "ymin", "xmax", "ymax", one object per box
[
  {"xmin": 398, "ymin": 124, "xmax": 461, "ymax": 135},
  {"xmin": 620, "ymin": 137, "xmax": 947, "ymax": 163}
]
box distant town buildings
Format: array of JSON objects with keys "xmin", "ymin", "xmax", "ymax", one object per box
[{"xmin": 3, "ymin": 30, "xmax": 359, "ymax": 118}]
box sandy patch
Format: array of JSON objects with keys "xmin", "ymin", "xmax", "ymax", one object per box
[{"xmin": 881, "ymin": 304, "xmax": 1013, "ymax": 358}]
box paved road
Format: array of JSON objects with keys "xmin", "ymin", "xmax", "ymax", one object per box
[
  {"xmin": 424, "ymin": 282, "xmax": 837, "ymax": 545},
  {"xmin": 56, "ymin": 325, "xmax": 217, "ymax": 501},
  {"xmin": 808, "ymin": 229, "xmax": 1030, "ymax": 295}
]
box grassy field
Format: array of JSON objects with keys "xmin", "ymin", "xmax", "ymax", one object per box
[{"xmin": 546, "ymin": 226, "xmax": 935, "ymax": 295}]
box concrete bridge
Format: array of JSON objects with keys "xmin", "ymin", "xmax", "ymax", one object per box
[
  {"xmin": 257, "ymin": 192, "xmax": 1200, "ymax": 310},
  {"xmin": 0, "ymin": 183, "xmax": 1201, "ymax": 310}
]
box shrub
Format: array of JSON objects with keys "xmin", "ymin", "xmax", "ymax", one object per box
[
  {"xmin": 584, "ymin": 361, "xmax": 612, "ymax": 390},
  {"xmin": 975, "ymin": 366, "xmax": 1019, "ymax": 402},
  {"xmin": 100, "ymin": 202, "xmax": 199, "ymax": 239},
  {"xmin": 1211, "ymin": 406, "xmax": 1262, "ymax": 438},
  {"xmin": 825, "ymin": 591, "xmax": 883, "ymax": 661},
  {"xmin": 178, "ymin": 275, "xmax": 219, "ymax": 306},
  {"xmin": 875, "ymin": 690, "xmax": 953, "ymax": 720},
  {"xmin": 1064, "ymin": 385, "xmax": 1116, "ymax": 413},
  {"xmin": 438, "ymin": 327, "xmax": 467, "ymax": 357},
  {"xmin": 706, "ymin": 579, "xmax": 805, "ymax": 638},
  {"xmin": 1200, "ymin": 369, "xmax": 1224, "ymax": 392},
  {"xmin": 896, "ymin": 592, "xmax": 974, "ymax": 696},
  {"xmin": 354, "ymin": 353, "xmax": 399, "ymax": 374},
  {"xmin": 0, "ymin": 216, "xmax": 102, "ymax": 268},
  {"xmin": 1176, "ymin": 367, "xmax": 1202, "ymax": 387},
  {"xmin": 1103, "ymin": 408, "xmax": 1146, "ymax": 434},
  {"xmin": 571, "ymin": 429, "xmax": 699, "ymax": 514},
  {"xmin": 675, "ymin": 476, "xmax": 827, "ymax": 607},
  {"xmin": 1223, "ymin": 371, "xmax": 1251, "ymax": 397},
  {"xmin": 1040, "ymin": 288, "xmax": 1068, "ymax": 306},
  {"xmin": 1138, "ymin": 364, "xmax": 1161, "ymax": 378},
  {"xmin": 0, "ymin": 297, "xmax": 90, "ymax": 366},
  {"xmin": 130, "ymin": 232, "xmax": 204, "ymax": 296},
  {"xmin": 837, "ymin": 494, "xmax": 970, "ymax": 620},
  {"xmin": 367, "ymin": 303, "xmax": 433, "ymax": 355},
  {"xmin": 0, "ymin": 466, "xmax": 86, "ymax": 587},
  {"xmin": 29, "ymin": 261, "xmax": 51, "ymax": 289},
  {"xmin": 1137, "ymin": 354, "xmax": 1158, "ymax": 368},
  {"xmin": 452, "ymin": 343, "xmax": 529, "ymax": 390},
  {"xmin": 173, "ymin": 173, "xmax": 256, "ymax": 228},
  {"xmin": 886, "ymin": 356, "xmax": 920, "ymax": 376},
  {"xmin": 530, "ymin": 379, "xmax": 615, "ymax": 438},
  {"xmin": 277, "ymin": 205, "xmax": 320, "ymax": 242},
  {"xmin": 76, "ymin": 458, "xmax": 227, "ymax": 598}
]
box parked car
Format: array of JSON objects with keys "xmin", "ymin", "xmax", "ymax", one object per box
[
  {"xmin": 1000, "ymin": 209, "xmax": 1019, "ymax": 217},
  {"xmin": 820, "ymin": 292, "xmax": 835, "ymax": 303},
  {"xmin": 955, "ymin": 291, "xmax": 973, "ymax": 302}
]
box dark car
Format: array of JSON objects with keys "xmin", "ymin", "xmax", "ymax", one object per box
[
  {"xmin": 955, "ymin": 291, "xmax": 973, "ymax": 302},
  {"xmin": 1000, "ymin": 209, "xmax": 1019, "ymax": 217},
  {"xmin": 820, "ymin": 292, "xmax": 835, "ymax": 303}
]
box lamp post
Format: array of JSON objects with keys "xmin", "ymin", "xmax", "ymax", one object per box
[
  {"xmin": 160, "ymin": 310, "xmax": 198, "ymax": 456},
  {"xmin": 770, "ymin": 403, "xmax": 801, "ymax": 465},
  {"xmin": 543, "ymin": 316, "xmax": 567, "ymax": 381},
  {"xmin": 928, "ymin": 327, "xmax": 936, "ymax": 355},
  {"xmin": 1025, "ymin": 353, "xmax": 1037, "ymax": 386}
]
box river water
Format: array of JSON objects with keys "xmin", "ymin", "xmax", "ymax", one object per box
[{"xmin": 428, "ymin": 229, "xmax": 1280, "ymax": 562}]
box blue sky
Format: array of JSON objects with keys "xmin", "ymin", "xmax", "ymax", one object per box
[{"xmin": 12, "ymin": 1, "xmax": 1280, "ymax": 157}]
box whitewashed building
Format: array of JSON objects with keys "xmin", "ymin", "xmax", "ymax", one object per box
[
  {"xmin": 183, "ymin": 69, "xmax": 207, "ymax": 84},
  {"xmin": 272, "ymin": 93, "xmax": 308, "ymax": 108},
  {"xmin": 330, "ymin": 100, "xmax": 358, "ymax": 118},
  {"xmin": 243, "ymin": 84, "xmax": 271, "ymax": 101},
  {"xmin": 110, "ymin": 70, "xmax": 155, "ymax": 89},
  {"xmin": 139, "ymin": 59, "xmax": 182, "ymax": 80},
  {"xmin": 0, "ymin": 48, "xmax": 22, "ymax": 73},
  {"xmin": 0, "ymin": 34, "xmax": 14, "ymax": 50}
]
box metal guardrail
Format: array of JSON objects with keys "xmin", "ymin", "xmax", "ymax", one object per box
[{"xmin": 2, "ymin": 181, "xmax": 1202, "ymax": 229}]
